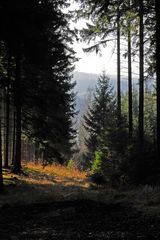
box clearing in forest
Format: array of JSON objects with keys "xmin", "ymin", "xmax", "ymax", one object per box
[
  {"xmin": 0, "ymin": 162, "xmax": 101, "ymax": 206},
  {"xmin": 1, "ymin": 163, "xmax": 160, "ymax": 239}
]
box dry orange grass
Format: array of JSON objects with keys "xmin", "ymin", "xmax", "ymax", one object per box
[
  {"xmin": 24, "ymin": 162, "xmax": 87, "ymax": 180},
  {"xmin": 0, "ymin": 162, "xmax": 94, "ymax": 206},
  {"xmin": 23, "ymin": 177, "xmax": 53, "ymax": 185}
]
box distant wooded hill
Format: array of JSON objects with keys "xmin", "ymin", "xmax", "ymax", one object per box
[
  {"xmin": 73, "ymin": 71, "xmax": 139, "ymax": 96},
  {"xmin": 72, "ymin": 71, "xmax": 138, "ymax": 118}
]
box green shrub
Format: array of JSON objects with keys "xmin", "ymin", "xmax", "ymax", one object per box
[
  {"xmin": 91, "ymin": 150, "xmax": 102, "ymax": 173},
  {"xmin": 90, "ymin": 150, "xmax": 106, "ymax": 185},
  {"xmin": 67, "ymin": 159, "xmax": 75, "ymax": 170}
]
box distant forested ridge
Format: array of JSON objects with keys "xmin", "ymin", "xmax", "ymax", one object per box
[{"xmin": 73, "ymin": 71, "xmax": 139, "ymax": 96}]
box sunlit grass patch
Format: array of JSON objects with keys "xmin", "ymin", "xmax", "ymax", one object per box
[
  {"xmin": 24, "ymin": 162, "xmax": 87, "ymax": 180},
  {"xmin": 0, "ymin": 162, "xmax": 106, "ymax": 206},
  {"xmin": 22, "ymin": 177, "xmax": 53, "ymax": 186},
  {"xmin": 0, "ymin": 162, "xmax": 98, "ymax": 206},
  {"xmin": 3, "ymin": 170, "xmax": 19, "ymax": 186},
  {"xmin": 2, "ymin": 162, "xmax": 160, "ymax": 215}
]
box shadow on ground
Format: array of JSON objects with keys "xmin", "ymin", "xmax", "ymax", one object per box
[
  {"xmin": 1, "ymin": 169, "xmax": 160, "ymax": 239},
  {"xmin": 0, "ymin": 199, "xmax": 160, "ymax": 240}
]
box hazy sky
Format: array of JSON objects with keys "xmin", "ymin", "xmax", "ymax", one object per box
[
  {"xmin": 70, "ymin": 1, "xmax": 138, "ymax": 77},
  {"xmin": 68, "ymin": 1, "xmax": 118, "ymax": 75},
  {"xmin": 73, "ymin": 40, "xmax": 118, "ymax": 75},
  {"xmin": 71, "ymin": 18, "xmax": 118, "ymax": 75},
  {"xmin": 73, "ymin": 30, "xmax": 139, "ymax": 78}
]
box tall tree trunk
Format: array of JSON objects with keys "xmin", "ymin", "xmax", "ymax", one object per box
[
  {"xmin": 3, "ymin": 89, "xmax": 6, "ymax": 163},
  {"xmin": 4, "ymin": 52, "xmax": 11, "ymax": 168},
  {"xmin": 11, "ymin": 110, "xmax": 16, "ymax": 165},
  {"xmin": 128, "ymin": 0, "xmax": 133, "ymax": 137},
  {"xmin": 0, "ymin": 120, "xmax": 4, "ymax": 193},
  {"xmin": 35, "ymin": 142, "xmax": 39, "ymax": 164},
  {"xmin": 138, "ymin": 0, "xmax": 144, "ymax": 147},
  {"xmin": 155, "ymin": 0, "xmax": 160, "ymax": 161},
  {"xmin": 117, "ymin": 7, "xmax": 121, "ymax": 121},
  {"xmin": 12, "ymin": 52, "xmax": 22, "ymax": 173}
]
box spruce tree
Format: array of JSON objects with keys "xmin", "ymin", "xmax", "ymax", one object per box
[
  {"xmin": 0, "ymin": 0, "xmax": 77, "ymax": 169},
  {"xmin": 83, "ymin": 71, "xmax": 116, "ymax": 163}
]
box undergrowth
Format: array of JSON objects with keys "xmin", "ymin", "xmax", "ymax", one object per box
[
  {"xmin": 24, "ymin": 162, "xmax": 86, "ymax": 180},
  {"xmin": 1, "ymin": 162, "xmax": 160, "ymax": 216}
]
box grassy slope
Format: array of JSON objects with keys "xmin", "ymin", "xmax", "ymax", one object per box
[
  {"xmin": 1, "ymin": 162, "xmax": 160, "ymax": 215},
  {"xmin": 0, "ymin": 162, "xmax": 100, "ymax": 206}
]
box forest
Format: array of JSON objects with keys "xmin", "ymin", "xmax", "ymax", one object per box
[
  {"xmin": 0, "ymin": 0, "xmax": 160, "ymax": 239},
  {"xmin": 74, "ymin": 0, "xmax": 159, "ymax": 186}
]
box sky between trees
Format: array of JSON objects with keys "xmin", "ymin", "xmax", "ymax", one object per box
[{"xmin": 70, "ymin": 1, "xmax": 139, "ymax": 77}]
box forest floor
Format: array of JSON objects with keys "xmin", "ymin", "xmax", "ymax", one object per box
[{"xmin": 1, "ymin": 163, "xmax": 160, "ymax": 239}]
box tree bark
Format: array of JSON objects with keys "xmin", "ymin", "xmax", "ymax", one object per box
[
  {"xmin": 4, "ymin": 52, "xmax": 11, "ymax": 168},
  {"xmin": 138, "ymin": 0, "xmax": 144, "ymax": 148},
  {"xmin": 155, "ymin": 0, "xmax": 160, "ymax": 161},
  {"xmin": 0, "ymin": 120, "xmax": 4, "ymax": 193},
  {"xmin": 128, "ymin": 0, "xmax": 133, "ymax": 137},
  {"xmin": 35, "ymin": 142, "xmax": 39, "ymax": 164},
  {"xmin": 12, "ymin": 52, "xmax": 22, "ymax": 173},
  {"xmin": 11, "ymin": 111, "xmax": 16, "ymax": 165},
  {"xmin": 117, "ymin": 7, "xmax": 121, "ymax": 121}
]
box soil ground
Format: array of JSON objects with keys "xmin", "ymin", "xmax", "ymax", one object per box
[
  {"xmin": 1, "ymin": 164, "xmax": 160, "ymax": 240},
  {"xmin": 1, "ymin": 199, "xmax": 160, "ymax": 240}
]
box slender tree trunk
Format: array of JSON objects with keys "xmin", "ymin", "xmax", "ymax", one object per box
[
  {"xmin": 27, "ymin": 141, "xmax": 31, "ymax": 162},
  {"xmin": 0, "ymin": 90, "xmax": 4, "ymax": 167},
  {"xmin": 155, "ymin": 0, "xmax": 160, "ymax": 161},
  {"xmin": 0, "ymin": 120, "xmax": 4, "ymax": 193},
  {"xmin": 128, "ymin": 0, "xmax": 133, "ymax": 137},
  {"xmin": 35, "ymin": 142, "xmax": 39, "ymax": 164},
  {"xmin": 12, "ymin": 52, "xmax": 22, "ymax": 173},
  {"xmin": 12, "ymin": 111, "xmax": 16, "ymax": 165},
  {"xmin": 138, "ymin": 0, "xmax": 144, "ymax": 147},
  {"xmin": 117, "ymin": 7, "xmax": 121, "ymax": 120},
  {"xmin": 4, "ymin": 52, "xmax": 11, "ymax": 168},
  {"xmin": 3, "ymin": 89, "xmax": 6, "ymax": 163}
]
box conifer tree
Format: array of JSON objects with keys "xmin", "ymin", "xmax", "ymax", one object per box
[
  {"xmin": 83, "ymin": 71, "xmax": 116, "ymax": 163},
  {"xmin": 0, "ymin": 0, "xmax": 77, "ymax": 169}
]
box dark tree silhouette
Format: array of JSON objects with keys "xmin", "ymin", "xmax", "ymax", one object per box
[
  {"xmin": 117, "ymin": 7, "xmax": 121, "ymax": 121},
  {"xmin": 127, "ymin": 0, "xmax": 133, "ymax": 137},
  {"xmin": 138, "ymin": 0, "xmax": 144, "ymax": 148},
  {"xmin": 0, "ymin": 0, "xmax": 76, "ymax": 170},
  {"xmin": 155, "ymin": 0, "xmax": 160, "ymax": 160},
  {"xmin": 0, "ymin": 120, "xmax": 3, "ymax": 192},
  {"xmin": 4, "ymin": 50, "xmax": 11, "ymax": 168}
]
